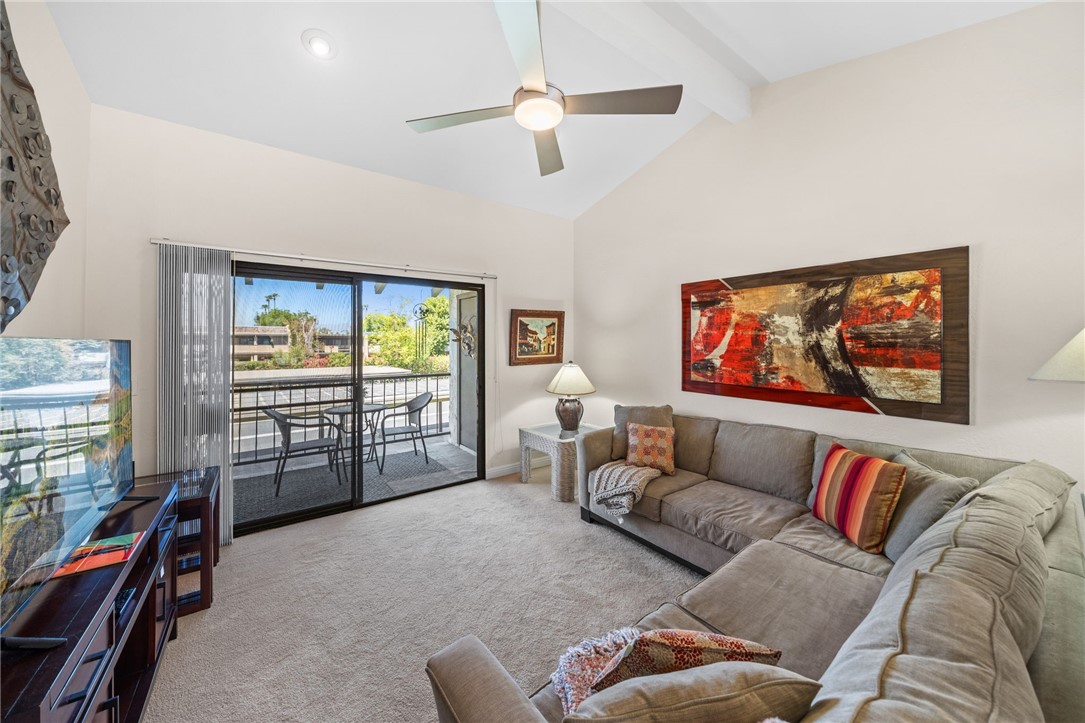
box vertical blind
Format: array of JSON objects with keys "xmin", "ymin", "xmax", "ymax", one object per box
[{"xmin": 157, "ymin": 243, "xmax": 234, "ymax": 544}]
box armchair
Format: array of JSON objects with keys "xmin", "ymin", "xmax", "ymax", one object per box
[
  {"xmin": 378, "ymin": 392, "xmax": 434, "ymax": 473},
  {"xmin": 263, "ymin": 408, "xmax": 342, "ymax": 496}
]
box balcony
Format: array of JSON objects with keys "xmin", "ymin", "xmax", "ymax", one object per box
[{"xmin": 231, "ymin": 370, "xmax": 477, "ymax": 528}]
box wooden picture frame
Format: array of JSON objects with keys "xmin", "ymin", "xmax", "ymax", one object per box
[
  {"xmin": 509, "ymin": 309, "xmax": 565, "ymax": 366},
  {"xmin": 681, "ymin": 246, "xmax": 969, "ymax": 424}
]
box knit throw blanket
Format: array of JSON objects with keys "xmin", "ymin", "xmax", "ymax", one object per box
[{"xmin": 592, "ymin": 461, "xmax": 662, "ymax": 517}]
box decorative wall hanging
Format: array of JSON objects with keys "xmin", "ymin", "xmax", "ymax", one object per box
[
  {"xmin": 451, "ymin": 316, "xmax": 477, "ymax": 359},
  {"xmin": 509, "ymin": 309, "xmax": 564, "ymax": 366},
  {"xmin": 681, "ymin": 247, "xmax": 969, "ymax": 424},
  {"xmin": 0, "ymin": 2, "xmax": 70, "ymax": 332}
]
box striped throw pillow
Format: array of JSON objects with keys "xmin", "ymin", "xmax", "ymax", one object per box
[{"xmin": 813, "ymin": 443, "xmax": 907, "ymax": 554}]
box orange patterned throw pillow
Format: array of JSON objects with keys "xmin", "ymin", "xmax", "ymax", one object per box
[
  {"xmin": 812, "ymin": 443, "xmax": 908, "ymax": 554},
  {"xmin": 592, "ymin": 629, "xmax": 781, "ymax": 693},
  {"xmin": 626, "ymin": 422, "xmax": 676, "ymax": 475}
]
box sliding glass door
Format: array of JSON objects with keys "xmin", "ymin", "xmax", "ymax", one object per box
[
  {"xmin": 357, "ymin": 279, "xmax": 482, "ymax": 504},
  {"xmin": 230, "ymin": 263, "xmax": 483, "ymax": 533}
]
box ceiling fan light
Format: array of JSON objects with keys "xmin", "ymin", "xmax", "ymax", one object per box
[{"xmin": 514, "ymin": 97, "xmax": 563, "ymax": 131}]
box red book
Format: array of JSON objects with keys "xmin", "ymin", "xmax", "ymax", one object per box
[{"xmin": 52, "ymin": 532, "xmax": 144, "ymax": 578}]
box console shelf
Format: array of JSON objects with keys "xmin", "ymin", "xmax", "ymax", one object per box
[{"xmin": 1, "ymin": 481, "xmax": 178, "ymax": 723}]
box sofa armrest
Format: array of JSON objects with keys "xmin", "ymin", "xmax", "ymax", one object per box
[
  {"xmin": 426, "ymin": 635, "xmax": 547, "ymax": 723},
  {"xmin": 577, "ymin": 427, "xmax": 615, "ymax": 507}
]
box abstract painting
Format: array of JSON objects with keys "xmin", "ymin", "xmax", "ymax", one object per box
[
  {"xmin": 509, "ymin": 309, "xmax": 564, "ymax": 366},
  {"xmin": 681, "ymin": 247, "xmax": 969, "ymax": 424}
]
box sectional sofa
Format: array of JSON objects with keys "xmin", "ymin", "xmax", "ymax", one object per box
[{"xmin": 426, "ymin": 409, "xmax": 1084, "ymax": 721}]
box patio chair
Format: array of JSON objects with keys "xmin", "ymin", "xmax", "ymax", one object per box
[
  {"xmin": 378, "ymin": 392, "xmax": 433, "ymax": 473},
  {"xmin": 263, "ymin": 408, "xmax": 342, "ymax": 497}
]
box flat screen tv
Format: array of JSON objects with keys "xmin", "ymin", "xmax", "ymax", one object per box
[{"xmin": 0, "ymin": 338, "xmax": 134, "ymax": 631}]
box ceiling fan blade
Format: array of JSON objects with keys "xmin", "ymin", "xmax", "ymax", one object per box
[
  {"xmin": 494, "ymin": 0, "xmax": 547, "ymax": 93},
  {"xmin": 564, "ymin": 85, "xmax": 684, "ymax": 115},
  {"xmin": 533, "ymin": 128, "xmax": 563, "ymax": 176},
  {"xmin": 406, "ymin": 104, "xmax": 514, "ymax": 133}
]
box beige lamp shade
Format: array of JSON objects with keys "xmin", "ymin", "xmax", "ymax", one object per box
[
  {"xmin": 1030, "ymin": 329, "xmax": 1085, "ymax": 382},
  {"xmin": 546, "ymin": 362, "xmax": 596, "ymax": 397}
]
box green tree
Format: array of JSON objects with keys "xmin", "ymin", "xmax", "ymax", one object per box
[
  {"xmin": 327, "ymin": 352, "xmax": 352, "ymax": 367},
  {"xmin": 254, "ymin": 308, "xmax": 294, "ymax": 327},
  {"xmin": 363, "ymin": 311, "xmax": 414, "ymax": 369}
]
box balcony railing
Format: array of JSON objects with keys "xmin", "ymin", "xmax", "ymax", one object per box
[{"xmin": 231, "ymin": 372, "xmax": 450, "ymax": 467}]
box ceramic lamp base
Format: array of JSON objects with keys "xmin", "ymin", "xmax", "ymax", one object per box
[{"xmin": 555, "ymin": 397, "xmax": 583, "ymax": 432}]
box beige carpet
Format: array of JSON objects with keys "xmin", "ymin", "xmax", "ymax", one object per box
[{"xmin": 145, "ymin": 469, "xmax": 702, "ymax": 722}]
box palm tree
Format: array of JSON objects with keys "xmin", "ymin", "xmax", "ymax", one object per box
[{"xmin": 265, "ymin": 292, "xmax": 279, "ymax": 309}]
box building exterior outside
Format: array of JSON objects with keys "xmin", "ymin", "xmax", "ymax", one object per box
[{"xmin": 231, "ymin": 327, "xmax": 364, "ymax": 363}]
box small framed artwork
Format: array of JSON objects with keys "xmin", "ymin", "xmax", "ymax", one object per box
[{"xmin": 509, "ymin": 309, "xmax": 565, "ymax": 366}]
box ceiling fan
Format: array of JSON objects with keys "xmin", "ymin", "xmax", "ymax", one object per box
[{"xmin": 406, "ymin": 0, "xmax": 683, "ymax": 176}]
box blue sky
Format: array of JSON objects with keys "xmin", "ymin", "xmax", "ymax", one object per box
[{"xmin": 234, "ymin": 277, "xmax": 443, "ymax": 333}]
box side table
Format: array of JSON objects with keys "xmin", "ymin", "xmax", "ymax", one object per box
[
  {"xmin": 519, "ymin": 423, "xmax": 601, "ymax": 502},
  {"xmin": 136, "ymin": 466, "xmax": 220, "ymax": 616}
]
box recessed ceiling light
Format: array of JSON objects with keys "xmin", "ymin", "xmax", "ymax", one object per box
[{"xmin": 301, "ymin": 29, "xmax": 336, "ymax": 60}]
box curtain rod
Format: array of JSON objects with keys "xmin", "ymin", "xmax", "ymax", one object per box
[{"xmin": 149, "ymin": 238, "xmax": 498, "ymax": 281}]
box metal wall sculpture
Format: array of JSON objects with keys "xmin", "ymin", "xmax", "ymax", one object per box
[
  {"xmin": 1, "ymin": 2, "xmax": 70, "ymax": 332},
  {"xmin": 682, "ymin": 247, "xmax": 970, "ymax": 424}
]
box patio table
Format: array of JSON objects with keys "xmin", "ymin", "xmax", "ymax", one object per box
[{"xmin": 325, "ymin": 403, "xmax": 388, "ymax": 472}]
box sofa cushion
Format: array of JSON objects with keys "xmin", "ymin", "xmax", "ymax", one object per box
[
  {"xmin": 626, "ymin": 422, "xmax": 676, "ymax": 474},
  {"xmin": 634, "ymin": 603, "xmax": 720, "ymax": 635},
  {"xmin": 661, "ymin": 482, "xmax": 807, "ymax": 555},
  {"xmin": 1044, "ymin": 493, "xmax": 1085, "ymax": 578},
  {"xmin": 612, "ymin": 405, "xmax": 673, "ymax": 460},
  {"xmin": 811, "ymin": 443, "xmax": 906, "ymax": 554},
  {"xmin": 882, "ymin": 450, "xmax": 978, "ymax": 562},
  {"xmin": 967, "ymin": 460, "xmax": 1076, "ymax": 536},
  {"xmin": 676, "ymin": 540, "xmax": 885, "ymax": 680},
  {"xmin": 568, "ymin": 662, "xmax": 821, "ymax": 722},
  {"xmin": 593, "ymin": 629, "xmax": 781, "ymax": 693},
  {"xmin": 709, "ymin": 421, "xmax": 816, "ymax": 505},
  {"xmin": 672, "ymin": 415, "xmax": 719, "ymax": 476},
  {"xmin": 589, "ymin": 468, "xmax": 706, "ymax": 522},
  {"xmin": 884, "ymin": 497, "xmax": 1048, "ymax": 662},
  {"xmin": 807, "ymin": 434, "xmax": 1019, "ymax": 508},
  {"xmin": 772, "ymin": 513, "xmax": 893, "ymax": 577},
  {"xmin": 529, "ymin": 685, "xmax": 564, "ymax": 723},
  {"xmin": 1027, "ymin": 567, "xmax": 1085, "ymax": 723},
  {"xmin": 808, "ymin": 570, "xmax": 1044, "ymax": 722}
]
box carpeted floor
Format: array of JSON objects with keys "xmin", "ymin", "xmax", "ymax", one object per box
[{"xmin": 145, "ymin": 468, "xmax": 702, "ymax": 722}]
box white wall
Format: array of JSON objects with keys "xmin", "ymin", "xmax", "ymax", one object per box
[
  {"xmin": 5, "ymin": 3, "xmax": 575, "ymax": 477},
  {"xmin": 574, "ymin": 3, "xmax": 1085, "ymax": 481},
  {"xmin": 4, "ymin": 0, "xmax": 89, "ymax": 338},
  {"xmin": 81, "ymin": 107, "xmax": 573, "ymax": 475}
]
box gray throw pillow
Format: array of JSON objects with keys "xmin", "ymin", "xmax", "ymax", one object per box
[
  {"xmin": 882, "ymin": 451, "xmax": 978, "ymax": 562},
  {"xmin": 568, "ymin": 661, "xmax": 820, "ymax": 722},
  {"xmin": 612, "ymin": 405, "xmax": 673, "ymax": 460}
]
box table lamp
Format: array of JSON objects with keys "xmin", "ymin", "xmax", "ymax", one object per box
[
  {"xmin": 1030, "ymin": 328, "xmax": 1085, "ymax": 382},
  {"xmin": 546, "ymin": 362, "xmax": 596, "ymax": 432}
]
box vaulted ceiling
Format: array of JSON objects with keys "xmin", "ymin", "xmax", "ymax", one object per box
[{"xmin": 47, "ymin": 1, "xmax": 1041, "ymax": 218}]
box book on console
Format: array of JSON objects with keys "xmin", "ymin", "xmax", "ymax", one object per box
[{"xmin": 52, "ymin": 532, "xmax": 144, "ymax": 578}]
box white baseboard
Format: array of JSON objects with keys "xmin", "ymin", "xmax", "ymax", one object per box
[{"xmin": 486, "ymin": 456, "xmax": 549, "ymax": 479}]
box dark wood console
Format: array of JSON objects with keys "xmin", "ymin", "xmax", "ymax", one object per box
[{"xmin": 1, "ymin": 481, "xmax": 178, "ymax": 723}]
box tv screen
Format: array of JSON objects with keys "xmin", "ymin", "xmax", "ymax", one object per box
[{"xmin": 0, "ymin": 338, "xmax": 134, "ymax": 629}]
